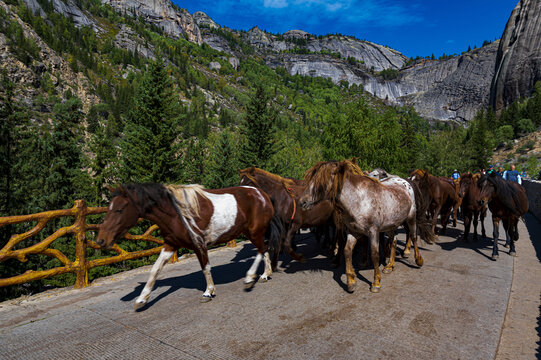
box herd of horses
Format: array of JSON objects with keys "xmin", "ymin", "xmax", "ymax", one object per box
[{"xmin": 96, "ymin": 160, "xmax": 529, "ymax": 309}]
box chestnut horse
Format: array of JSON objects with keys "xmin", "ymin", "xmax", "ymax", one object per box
[
  {"xmin": 300, "ymin": 161, "xmax": 432, "ymax": 293},
  {"xmin": 97, "ymin": 183, "xmax": 275, "ymax": 308},
  {"xmin": 458, "ymin": 173, "xmax": 487, "ymax": 242},
  {"xmin": 409, "ymin": 169, "xmax": 458, "ymax": 238},
  {"xmin": 239, "ymin": 167, "xmax": 334, "ymax": 269},
  {"xmin": 478, "ymin": 173, "xmax": 528, "ymax": 260}
]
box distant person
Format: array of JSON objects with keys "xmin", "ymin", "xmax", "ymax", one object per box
[
  {"xmin": 451, "ymin": 169, "xmax": 460, "ymax": 180},
  {"xmin": 503, "ymin": 164, "xmax": 522, "ymax": 185},
  {"xmin": 487, "ymin": 165, "xmax": 495, "ymax": 174},
  {"xmin": 521, "ymin": 170, "xmax": 528, "ymax": 179},
  {"xmin": 496, "ymin": 166, "xmax": 504, "ymax": 177},
  {"xmin": 480, "ymin": 168, "xmax": 486, "ymax": 175}
]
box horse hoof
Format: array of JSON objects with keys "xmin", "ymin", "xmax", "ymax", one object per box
[
  {"xmin": 415, "ymin": 257, "xmax": 424, "ymax": 267},
  {"xmin": 244, "ymin": 280, "xmax": 256, "ymax": 290},
  {"xmin": 134, "ymin": 301, "xmax": 146, "ymax": 311},
  {"xmin": 382, "ymin": 267, "xmax": 393, "ymax": 274},
  {"xmin": 347, "ymin": 282, "xmax": 356, "ymax": 293},
  {"xmin": 509, "ymin": 251, "xmax": 516, "ymax": 257},
  {"xmin": 402, "ymin": 251, "xmax": 410, "ymax": 259},
  {"xmin": 259, "ymin": 275, "xmax": 269, "ymax": 283},
  {"xmin": 503, "ymin": 243, "xmax": 509, "ymax": 248},
  {"xmin": 370, "ymin": 285, "xmax": 381, "ymax": 293},
  {"xmin": 491, "ymin": 254, "xmax": 499, "ymax": 261},
  {"xmin": 200, "ymin": 295, "xmax": 213, "ymax": 303}
]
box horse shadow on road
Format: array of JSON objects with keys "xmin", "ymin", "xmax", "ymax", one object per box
[{"xmin": 120, "ymin": 245, "xmax": 258, "ymax": 310}]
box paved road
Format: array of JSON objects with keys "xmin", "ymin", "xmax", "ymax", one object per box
[{"xmin": 0, "ymin": 214, "xmax": 539, "ymax": 360}]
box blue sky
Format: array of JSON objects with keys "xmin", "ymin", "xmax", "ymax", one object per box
[{"xmin": 175, "ymin": 0, "xmax": 518, "ymax": 58}]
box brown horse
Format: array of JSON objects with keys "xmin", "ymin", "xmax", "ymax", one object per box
[
  {"xmin": 458, "ymin": 173, "xmax": 487, "ymax": 242},
  {"xmin": 238, "ymin": 167, "xmax": 334, "ymax": 269},
  {"xmin": 300, "ymin": 160, "xmax": 431, "ymax": 293},
  {"xmin": 96, "ymin": 183, "xmax": 276, "ymax": 308},
  {"xmin": 410, "ymin": 169, "xmax": 458, "ymax": 237},
  {"xmin": 478, "ymin": 173, "xmax": 529, "ymax": 260}
]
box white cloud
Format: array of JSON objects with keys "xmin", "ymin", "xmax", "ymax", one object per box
[{"xmin": 264, "ymin": 0, "xmax": 288, "ymax": 8}]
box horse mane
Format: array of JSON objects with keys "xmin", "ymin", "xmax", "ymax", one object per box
[
  {"xmin": 303, "ymin": 160, "xmax": 373, "ymax": 202},
  {"xmin": 483, "ymin": 173, "xmax": 524, "ymax": 216},
  {"xmin": 165, "ymin": 184, "xmax": 207, "ymax": 219},
  {"xmin": 114, "ymin": 183, "xmax": 174, "ymax": 215},
  {"xmin": 239, "ymin": 166, "xmax": 296, "ymax": 187}
]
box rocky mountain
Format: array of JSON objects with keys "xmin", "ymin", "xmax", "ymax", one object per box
[
  {"xmin": 3, "ymin": 0, "xmax": 541, "ymax": 123},
  {"xmin": 490, "ymin": 0, "xmax": 541, "ymax": 111},
  {"xmin": 103, "ymin": 0, "xmax": 201, "ymax": 43}
]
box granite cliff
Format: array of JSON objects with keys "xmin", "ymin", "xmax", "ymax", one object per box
[{"xmin": 490, "ymin": 0, "xmax": 541, "ymax": 111}]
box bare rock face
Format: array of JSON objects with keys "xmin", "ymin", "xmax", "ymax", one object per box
[
  {"xmin": 490, "ymin": 0, "xmax": 541, "ymax": 111},
  {"xmin": 102, "ymin": 0, "xmax": 202, "ymax": 43},
  {"xmin": 193, "ymin": 11, "xmax": 219, "ymax": 29},
  {"xmin": 115, "ymin": 24, "xmax": 155, "ymax": 59}
]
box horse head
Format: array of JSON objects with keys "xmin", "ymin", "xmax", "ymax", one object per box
[
  {"xmin": 299, "ymin": 161, "xmax": 352, "ymax": 210},
  {"xmin": 96, "ymin": 185, "xmax": 141, "ymax": 250},
  {"xmin": 458, "ymin": 173, "xmax": 473, "ymax": 198},
  {"xmin": 477, "ymin": 173, "xmax": 496, "ymax": 207}
]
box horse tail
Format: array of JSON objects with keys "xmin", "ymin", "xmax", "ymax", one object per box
[
  {"xmin": 409, "ymin": 179, "xmax": 436, "ymax": 244},
  {"xmin": 265, "ymin": 214, "xmax": 283, "ymax": 257}
]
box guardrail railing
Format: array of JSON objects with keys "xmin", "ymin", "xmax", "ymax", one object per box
[{"xmin": 0, "ymin": 200, "xmax": 236, "ymax": 290}]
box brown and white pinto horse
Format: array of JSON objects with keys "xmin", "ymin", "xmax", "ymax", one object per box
[
  {"xmin": 458, "ymin": 173, "xmax": 487, "ymax": 242},
  {"xmin": 478, "ymin": 173, "xmax": 528, "ymax": 260},
  {"xmin": 97, "ymin": 183, "xmax": 275, "ymax": 308},
  {"xmin": 409, "ymin": 169, "xmax": 458, "ymax": 237},
  {"xmin": 299, "ymin": 161, "xmax": 430, "ymax": 293}
]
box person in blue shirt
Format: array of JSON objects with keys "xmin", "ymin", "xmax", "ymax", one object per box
[
  {"xmin": 503, "ymin": 164, "xmax": 522, "ymax": 185},
  {"xmin": 521, "ymin": 170, "xmax": 527, "ymax": 179},
  {"xmin": 487, "ymin": 165, "xmax": 495, "ymax": 174},
  {"xmin": 496, "ymin": 166, "xmax": 504, "ymax": 177},
  {"xmin": 451, "ymin": 169, "xmax": 460, "ymax": 180}
]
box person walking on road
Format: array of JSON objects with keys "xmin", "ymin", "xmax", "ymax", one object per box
[{"xmin": 503, "ymin": 164, "xmax": 522, "ymax": 185}]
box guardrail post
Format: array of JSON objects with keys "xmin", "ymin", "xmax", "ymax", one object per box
[{"xmin": 73, "ymin": 200, "xmax": 89, "ymax": 288}]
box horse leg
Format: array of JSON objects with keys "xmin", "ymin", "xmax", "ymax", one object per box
[
  {"xmin": 332, "ymin": 227, "xmax": 346, "ymax": 267},
  {"xmin": 481, "ymin": 208, "xmax": 487, "ymax": 238},
  {"xmin": 408, "ymin": 219, "xmax": 423, "ymax": 267},
  {"xmin": 502, "ymin": 218, "xmax": 510, "ymax": 248},
  {"xmin": 369, "ymin": 231, "xmax": 382, "ymax": 293},
  {"xmin": 452, "ymin": 205, "xmax": 458, "ymax": 227},
  {"xmin": 472, "ymin": 211, "xmax": 479, "ymax": 242},
  {"xmin": 462, "ymin": 211, "xmax": 471, "ymax": 242},
  {"xmin": 432, "ymin": 204, "xmax": 442, "ymax": 237},
  {"xmin": 245, "ymin": 233, "xmax": 270, "ymax": 288},
  {"xmin": 134, "ymin": 247, "xmax": 175, "ymax": 309},
  {"xmin": 284, "ymin": 224, "xmax": 305, "ymax": 263},
  {"xmin": 383, "ymin": 231, "xmax": 397, "ymax": 274},
  {"xmin": 344, "ymin": 234, "xmax": 358, "ymax": 292},
  {"xmin": 491, "ymin": 217, "xmax": 501, "ymax": 261},
  {"xmin": 509, "ymin": 218, "xmax": 518, "ymax": 256},
  {"xmin": 402, "ymin": 235, "xmax": 412, "ymax": 258},
  {"xmin": 440, "ymin": 206, "xmax": 452, "ymax": 235}
]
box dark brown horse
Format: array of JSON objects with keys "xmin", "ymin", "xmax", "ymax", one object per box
[
  {"xmin": 97, "ymin": 183, "xmax": 276, "ymax": 308},
  {"xmin": 300, "ymin": 160, "xmax": 432, "ymax": 293},
  {"xmin": 458, "ymin": 173, "xmax": 487, "ymax": 242},
  {"xmin": 410, "ymin": 169, "xmax": 459, "ymax": 238},
  {"xmin": 239, "ymin": 167, "xmax": 334, "ymax": 269},
  {"xmin": 478, "ymin": 173, "xmax": 529, "ymax": 260}
]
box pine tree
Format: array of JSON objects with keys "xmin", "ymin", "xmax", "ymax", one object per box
[
  {"xmin": 468, "ymin": 110, "xmax": 493, "ymax": 170},
  {"xmin": 239, "ymin": 86, "xmax": 278, "ymax": 168},
  {"xmin": 119, "ymin": 58, "xmax": 183, "ymax": 183},
  {"xmin": 205, "ymin": 131, "xmax": 239, "ymax": 188}
]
